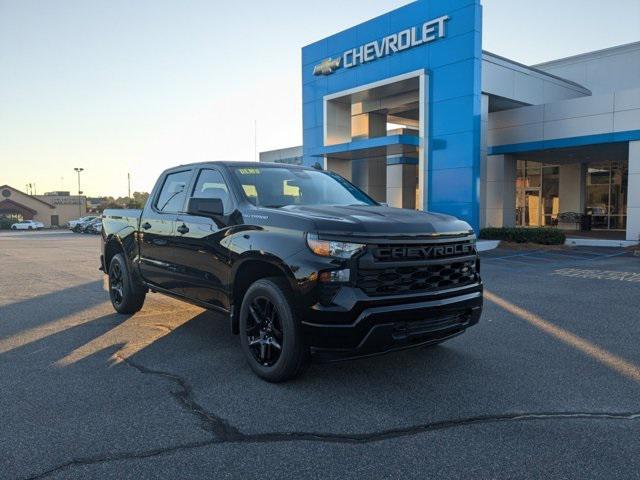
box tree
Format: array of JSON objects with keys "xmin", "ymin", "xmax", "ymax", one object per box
[
  {"xmin": 133, "ymin": 192, "xmax": 149, "ymax": 205},
  {"xmin": 96, "ymin": 192, "xmax": 150, "ymax": 211}
]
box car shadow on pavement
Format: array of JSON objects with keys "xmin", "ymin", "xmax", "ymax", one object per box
[
  {"xmin": 0, "ymin": 310, "xmax": 130, "ymax": 364},
  {"xmin": 0, "ymin": 280, "xmax": 107, "ymax": 340}
]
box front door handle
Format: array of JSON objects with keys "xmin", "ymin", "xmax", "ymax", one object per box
[
  {"xmin": 177, "ymin": 224, "xmax": 190, "ymax": 235},
  {"xmin": 142, "ymin": 222, "xmax": 152, "ymax": 230}
]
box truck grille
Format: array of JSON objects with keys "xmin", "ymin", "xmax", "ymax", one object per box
[
  {"xmin": 356, "ymin": 240, "xmax": 479, "ymax": 296},
  {"xmin": 357, "ymin": 260, "xmax": 478, "ymax": 296}
]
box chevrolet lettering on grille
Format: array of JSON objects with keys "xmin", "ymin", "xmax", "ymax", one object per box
[{"xmin": 373, "ymin": 243, "xmax": 474, "ymax": 260}]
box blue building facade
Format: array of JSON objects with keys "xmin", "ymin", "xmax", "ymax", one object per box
[
  {"xmin": 262, "ymin": 2, "xmax": 640, "ymax": 243},
  {"xmin": 302, "ymin": 0, "xmax": 483, "ymax": 231}
]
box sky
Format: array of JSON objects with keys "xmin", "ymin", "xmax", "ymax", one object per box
[{"xmin": 1, "ymin": 0, "xmax": 639, "ymax": 197}]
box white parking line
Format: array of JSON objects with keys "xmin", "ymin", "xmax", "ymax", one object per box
[{"xmin": 553, "ymin": 268, "xmax": 640, "ymax": 283}]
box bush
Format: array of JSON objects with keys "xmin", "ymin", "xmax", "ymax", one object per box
[
  {"xmin": 480, "ymin": 227, "xmax": 566, "ymax": 245},
  {"xmin": 0, "ymin": 217, "xmax": 13, "ymax": 230}
]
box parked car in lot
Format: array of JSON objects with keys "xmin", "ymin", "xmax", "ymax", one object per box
[
  {"xmin": 67, "ymin": 216, "xmax": 97, "ymax": 229},
  {"xmin": 101, "ymin": 162, "xmax": 483, "ymax": 382},
  {"xmin": 84, "ymin": 218, "xmax": 103, "ymax": 234},
  {"xmin": 10, "ymin": 220, "xmax": 44, "ymax": 230},
  {"xmin": 73, "ymin": 217, "xmax": 98, "ymax": 233}
]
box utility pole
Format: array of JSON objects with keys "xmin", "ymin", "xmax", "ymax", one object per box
[
  {"xmin": 74, "ymin": 168, "xmax": 84, "ymax": 217},
  {"xmin": 128, "ymin": 173, "xmax": 131, "ymax": 199}
]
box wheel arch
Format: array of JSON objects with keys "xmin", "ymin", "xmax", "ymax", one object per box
[
  {"xmin": 104, "ymin": 235, "xmax": 126, "ymax": 274},
  {"xmin": 230, "ymin": 255, "xmax": 297, "ymax": 335},
  {"xmin": 104, "ymin": 231, "xmax": 138, "ymax": 272}
]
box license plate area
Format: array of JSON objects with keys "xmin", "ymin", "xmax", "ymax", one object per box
[{"xmin": 392, "ymin": 313, "xmax": 469, "ymax": 341}]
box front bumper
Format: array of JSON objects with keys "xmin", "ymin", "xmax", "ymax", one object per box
[{"xmin": 302, "ymin": 284, "xmax": 483, "ymax": 362}]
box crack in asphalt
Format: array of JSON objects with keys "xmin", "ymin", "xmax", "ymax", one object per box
[
  {"xmin": 114, "ymin": 354, "xmax": 243, "ymax": 440},
  {"xmin": 23, "ymin": 356, "xmax": 640, "ymax": 480},
  {"xmin": 23, "ymin": 410, "xmax": 640, "ymax": 480}
]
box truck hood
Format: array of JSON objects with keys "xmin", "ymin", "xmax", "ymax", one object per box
[{"xmin": 271, "ymin": 205, "xmax": 472, "ymax": 238}]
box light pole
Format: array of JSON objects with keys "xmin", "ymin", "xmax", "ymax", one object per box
[{"xmin": 74, "ymin": 168, "xmax": 84, "ymax": 217}]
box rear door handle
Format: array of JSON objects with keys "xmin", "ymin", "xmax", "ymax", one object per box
[
  {"xmin": 177, "ymin": 224, "xmax": 190, "ymax": 235},
  {"xmin": 142, "ymin": 222, "xmax": 152, "ymax": 230}
]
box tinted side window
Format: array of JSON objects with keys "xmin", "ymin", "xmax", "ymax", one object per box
[
  {"xmin": 192, "ymin": 169, "xmax": 231, "ymax": 213},
  {"xmin": 156, "ymin": 170, "xmax": 191, "ymax": 213}
]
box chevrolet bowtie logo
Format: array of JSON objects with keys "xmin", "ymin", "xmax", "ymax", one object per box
[{"xmin": 313, "ymin": 57, "xmax": 342, "ymax": 76}]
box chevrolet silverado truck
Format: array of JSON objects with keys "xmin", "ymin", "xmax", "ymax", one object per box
[{"xmin": 101, "ymin": 162, "xmax": 482, "ymax": 382}]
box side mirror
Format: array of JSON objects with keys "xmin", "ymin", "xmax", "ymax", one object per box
[{"xmin": 187, "ymin": 197, "xmax": 224, "ymax": 217}]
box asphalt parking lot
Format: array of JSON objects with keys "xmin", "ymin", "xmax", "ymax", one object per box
[{"xmin": 1, "ymin": 231, "xmax": 639, "ymax": 479}]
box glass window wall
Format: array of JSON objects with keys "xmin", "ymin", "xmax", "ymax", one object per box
[
  {"xmin": 586, "ymin": 160, "xmax": 628, "ymax": 230},
  {"xmin": 516, "ymin": 158, "xmax": 628, "ymax": 231},
  {"xmin": 516, "ymin": 161, "xmax": 559, "ymax": 227}
]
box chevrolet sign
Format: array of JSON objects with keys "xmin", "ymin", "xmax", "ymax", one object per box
[
  {"xmin": 373, "ymin": 242, "xmax": 474, "ymax": 261},
  {"xmin": 313, "ymin": 57, "xmax": 342, "ymax": 76},
  {"xmin": 313, "ymin": 15, "xmax": 449, "ymax": 76}
]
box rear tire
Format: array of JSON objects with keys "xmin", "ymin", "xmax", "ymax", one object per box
[
  {"xmin": 11, "ymin": 226, "xmax": 16, "ymax": 230},
  {"xmin": 239, "ymin": 277, "xmax": 309, "ymax": 382},
  {"xmin": 108, "ymin": 253, "xmax": 146, "ymax": 314}
]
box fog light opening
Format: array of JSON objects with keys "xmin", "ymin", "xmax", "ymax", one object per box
[{"xmin": 319, "ymin": 269, "xmax": 351, "ymax": 284}]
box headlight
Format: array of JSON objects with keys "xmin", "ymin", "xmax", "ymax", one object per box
[{"xmin": 306, "ymin": 233, "xmax": 365, "ymax": 259}]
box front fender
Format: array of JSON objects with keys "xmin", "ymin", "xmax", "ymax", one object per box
[
  {"xmin": 228, "ymin": 227, "xmax": 346, "ymax": 301},
  {"xmin": 230, "ymin": 251, "xmax": 299, "ymax": 292}
]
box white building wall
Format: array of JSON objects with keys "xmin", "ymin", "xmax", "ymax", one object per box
[
  {"xmin": 480, "ymin": 94, "xmax": 489, "ymax": 228},
  {"xmin": 535, "ymin": 42, "xmax": 640, "ymax": 95},
  {"xmin": 628, "ymin": 141, "xmax": 640, "ymax": 242},
  {"xmin": 482, "ymin": 52, "xmax": 590, "ymax": 105},
  {"xmin": 482, "ymin": 155, "xmax": 516, "ymax": 228},
  {"xmin": 488, "ymin": 87, "xmax": 640, "ymax": 146},
  {"xmin": 259, "ymin": 146, "xmax": 303, "ymax": 164}
]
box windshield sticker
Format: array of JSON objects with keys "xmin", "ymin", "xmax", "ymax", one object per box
[{"xmin": 238, "ymin": 168, "xmax": 260, "ymax": 175}]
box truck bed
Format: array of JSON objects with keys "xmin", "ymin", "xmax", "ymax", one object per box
[{"xmin": 102, "ymin": 209, "xmax": 142, "ymax": 234}]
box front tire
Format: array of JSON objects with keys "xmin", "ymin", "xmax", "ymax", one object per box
[
  {"xmin": 239, "ymin": 278, "xmax": 308, "ymax": 382},
  {"xmin": 108, "ymin": 253, "xmax": 146, "ymax": 314}
]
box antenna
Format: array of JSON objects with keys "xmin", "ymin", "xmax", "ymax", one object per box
[{"xmin": 254, "ymin": 119, "xmax": 258, "ymax": 162}]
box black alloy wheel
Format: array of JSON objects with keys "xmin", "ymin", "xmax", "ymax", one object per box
[
  {"xmin": 107, "ymin": 254, "xmax": 146, "ymax": 314},
  {"xmin": 239, "ymin": 278, "xmax": 308, "ymax": 382},
  {"xmin": 109, "ymin": 261, "xmax": 124, "ymax": 307},
  {"xmin": 245, "ymin": 296, "xmax": 284, "ymax": 367}
]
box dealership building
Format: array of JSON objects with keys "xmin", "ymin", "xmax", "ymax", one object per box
[
  {"xmin": 0, "ymin": 185, "xmax": 87, "ymax": 227},
  {"xmin": 261, "ymin": 0, "xmax": 640, "ymax": 242}
]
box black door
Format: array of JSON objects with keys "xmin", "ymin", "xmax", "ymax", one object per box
[
  {"xmin": 171, "ymin": 167, "xmax": 235, "ymax": 309},
  {"xmin": 138, "ymin": 169, "xmax": 193, "ymax": 293}
]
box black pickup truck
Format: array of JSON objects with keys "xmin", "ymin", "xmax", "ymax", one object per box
[{"xmin": 101, "ymin": 162, "xmax": 482, "ymax": 382}]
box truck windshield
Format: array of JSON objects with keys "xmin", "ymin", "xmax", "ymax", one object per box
[{"xmin": 231, "ymin": 167, "xmax": 378, "ymax": 208}]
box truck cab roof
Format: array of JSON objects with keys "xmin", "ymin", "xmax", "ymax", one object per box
[{"xmin": 166, "ymin": 161, "xmax": 312, "ymax": 171}]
